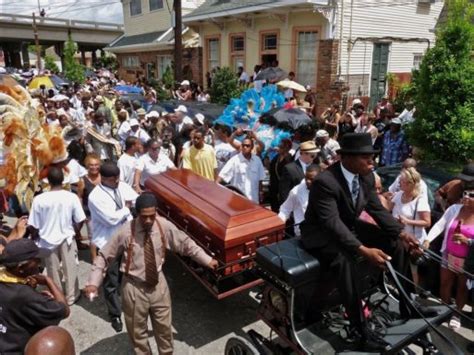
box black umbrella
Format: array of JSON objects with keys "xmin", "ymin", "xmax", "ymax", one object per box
[
  {"xmin": 272, "ymin": 107, "xmax": 312, "ymax": 130},
  {"xmin": 159, "ymin": 100, "xmax": 226, "ymax": 121},
  {"xmin": 254, "ymin": 67, "xmax": 287, "ymax": 82}
]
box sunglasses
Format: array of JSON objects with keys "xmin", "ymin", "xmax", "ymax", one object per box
[
  {"xmin": 242, "ymin": 144, "xmax": 252, "ymax": 148},
  {"xmin": 463, "ymin": 190, "xmax": 474, "ymax": 198}
]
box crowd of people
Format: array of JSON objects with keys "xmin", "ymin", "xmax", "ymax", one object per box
[{"xmin": 0, "ymin": 68, "xmax": 472, "ymax": 354}]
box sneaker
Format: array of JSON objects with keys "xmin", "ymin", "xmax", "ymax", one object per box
[{"xmin": 448, "ymin": 315, "xmax": 461, "ymax": 330}]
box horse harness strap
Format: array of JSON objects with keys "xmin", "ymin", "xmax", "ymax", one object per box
[{"xmin": 124, "ymin": 217, "xmax": 168, "ymax": 276}]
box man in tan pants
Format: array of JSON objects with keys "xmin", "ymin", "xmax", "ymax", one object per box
[
  {"xmin": 84, "ymin": 193, "xmax": 218, "ymax": 354},
  {"xmin": 28, "ymin": 167, "xmax": 86, "ymax": 305}
]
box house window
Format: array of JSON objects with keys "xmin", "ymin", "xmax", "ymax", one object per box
[
  {"xmin": 157, "ymin": 55, "xmax": 172, "ymax": 79},
  {"xmin": 149, "ymin": 0, "xmax": 163, "ymax": 11},
  {"xmin": 130, "ymin": 0, "xmax": 142, "ymax": 16},
  {"xmin": 231, "ymin": 36, "xmax": 244, "ymax": 52},
  {"xmin": 295, "ymin": 30, "xmax": 318, "ymax": 87},
  {"xmin": 123, "ymin": 56, "xmax": 139, "ymax": 68},
  {"xmin": 207, "ymin": 38, "xmax": 220, "ymax": 71},
  {"xmin": 262, "ymin": 33, "xmax": 277, "ymax": 51},
  {"xmin": 413, "ymin": 53, "xmax": 423, "ymax": 70},
  {"xmin": 230, "ymin": 34, "xmax": 245, "ymax": 72}
]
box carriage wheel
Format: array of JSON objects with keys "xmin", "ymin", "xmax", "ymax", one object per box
[{"xmin": 225, "ymin": 336, "xmax": 260, "ymax": 355}]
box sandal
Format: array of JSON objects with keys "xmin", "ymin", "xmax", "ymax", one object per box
[{"xmin": 448, "ymin": 315, "xmax": 461, "ymax": 330}]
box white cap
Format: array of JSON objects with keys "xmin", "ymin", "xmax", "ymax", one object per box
[
  {"xmin": 175, "ymin": 105, "xmax": 188, "ymax": 113},
  {"xmin": 146, "ymin": 110, "xmax": 160, "ymax": 119},
  {"xmin": 195, "ymin": 113, "xmax": 205, "ymax": 125},
  {"xmin": 181, "ymin": 80, "xmax": 190, "ymax": 86},
  {"xmin": 129, "ymin": 118, "xmax": 140, "ymax": 126},
  {"xmin": 56, "ymin": 108, "xmax": 67, "ymax": 117},
  {"xmin": 316, "ymin": 129, "xmax": 329, "ymax": 138},
  {"xmin": 391, "ymin": 117, "xmax": 402, "ymax": 125},
  {"xmin": 305, "ymin": 85, "xmax": 311, "ymax": 91},
  {"xmin": 352, "ymin": 98, "xmax": 362, "ymax": 106}
]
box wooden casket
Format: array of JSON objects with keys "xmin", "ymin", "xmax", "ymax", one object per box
[{"xmin": 145, "ymin": 169, "xmax": 285, "ymax": 299}]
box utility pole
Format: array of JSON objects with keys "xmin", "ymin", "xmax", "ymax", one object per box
[
  {"xmin": 32, "ymin": 12, "xmax": 42, "ymax": 71},
  {"xmin": 173, "ymin": 0, "xmax": 183, "ymax": 82}
]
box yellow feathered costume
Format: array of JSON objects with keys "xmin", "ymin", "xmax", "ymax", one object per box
[{"xmin": 0, "ymin": 76, "xmax": 66, "ymax": 211}]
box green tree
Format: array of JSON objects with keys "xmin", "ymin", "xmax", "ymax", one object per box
[
  {"xmin": 210, "ymin": 67, "xmax": 243, "ymax": 105},
  {"xmin": 44, "ymin": 55, "xmax": 59, "ymax": 73},
  {"xmin": 407, "ymin": 0, "xmax": 474, "ymax": 163},
  {"xmin": 63, "ymin": 35, "xmax": 85, "ymax": 84}
]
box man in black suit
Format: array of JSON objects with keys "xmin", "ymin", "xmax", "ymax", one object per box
[
  {"xmin": 279, "ymin": 141, "xmax": 319, "ymax": 205},
  {"xmin": 301, "ymin": 133, "xmax": 430, "ymax": 351}
]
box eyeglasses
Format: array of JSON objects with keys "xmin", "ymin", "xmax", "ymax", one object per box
[{"xmin": 463, "ymin": 190, "xmax": 474, "ymax": 199}]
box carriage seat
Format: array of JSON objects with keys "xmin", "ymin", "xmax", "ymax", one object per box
[{"xmin": 256, "ymin": 238, "xmax": 320, "ymax": 288}]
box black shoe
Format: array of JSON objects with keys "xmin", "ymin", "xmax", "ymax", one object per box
[{"xmin": 111, "ymin": 317, "xmax": 123, "ymax": 332}]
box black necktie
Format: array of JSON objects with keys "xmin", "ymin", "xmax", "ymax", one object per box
[{"xmin": 113, "ymin": 189, "xmax": 123, "ymax": 210}]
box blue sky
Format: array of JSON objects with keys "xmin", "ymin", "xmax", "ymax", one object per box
[{"xmin": 0, "ymin": 0, "xmax": 124, "ymax": 24}]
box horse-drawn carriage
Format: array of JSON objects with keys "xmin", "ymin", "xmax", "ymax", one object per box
[{"xmin": 146, "ymin": 170, "xmax": 454, "ymax": 354}]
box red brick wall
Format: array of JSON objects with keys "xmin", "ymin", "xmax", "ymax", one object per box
[
  {"xmin": 116, "ymin": 47, "xmax": 203, "ymax": 85},
  {"xmin": 315, "ymin": 39, "xmax": 347, "ymax": 116}
]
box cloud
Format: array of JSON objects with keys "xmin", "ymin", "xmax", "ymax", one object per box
[{"xmin": 0, "ymin": 0, "xmax": 123, "ymax": 24}]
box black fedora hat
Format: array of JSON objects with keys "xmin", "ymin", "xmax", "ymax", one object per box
[
  {"xmin": 338, "ymin": 133, "xmax": 379, "ymax": 155},
  {"xmin": 457, "ymin": 163, "xmax": 474, "ymax": 183}
]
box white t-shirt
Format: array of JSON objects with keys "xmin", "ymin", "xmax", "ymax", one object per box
[
  {"xmin": 66, "ymin": 159, "xmax": 87, "ymax": 185},
  {"xmin": 132, "ymin": 128, "xmax": 151, "ymax": 145},
  {"xmin": 219, "ymin": 153, "xmax": 265, "ymax": 203},
  {"xmin": 214, "ymin": 140, "xmax": 237, "ymax": 172},
  {"xmin": 135, "ymin": 152, "xmax": 175, "ymax": 186},
  {"xmin": 117, "ymin": 121, "xmax": 131, "ymax": 146},
  {"xmin": 391, "ymin": 191, "xmax": 430, "ymax": 242},
  {"xmin": 118, "ymin": 153, "xmax": 138, "ymax": 187},
  {"xmin": 28, "ymin": 190, "xmax": 86, "ymax": 249}
]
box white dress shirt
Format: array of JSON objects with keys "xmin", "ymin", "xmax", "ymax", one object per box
[
  {"xmin": 29, "ymin": 190, "xmax": 86, "ymax": 249},
  {"xmin": 298, "ymin": 158, "xmax": 311, "ymax": 174},
  {"xmin": 117, "ymin": 153, "xmax": 138, "ymax": 186},
  {"xmin": 278, "ymin": 179, "xmax": 310, "ymax": 236},
  {"xmin": 219, "ymin": 153, "xmax": 265, "ymax": 203},
  {"xmin": 88, "ymin": 182, "xmax": 138, "ymax": 249},
  {"xmin": 340, "ymin": 163, "xmax": 359, "ymax": 204},
  {"xmin": 135, "ymin": 152, "xmax": 175, "ymax": 186}
]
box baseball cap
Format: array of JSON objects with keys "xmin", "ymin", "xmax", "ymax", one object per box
[
  {"xmin": 136, "ymin": 108, "xmax": 146, "ymax": 116},
  {"xmin": 175, "ymin": 105, "xmax": 188, "ymax": 113},
  {"xmin": 129, "ymin": 118, "xmax": 140, "ymax": 127},
  {"xmin": 391, "ymin": 117, "xmax": 402, "ymax": 125},
  {"xmin": 315, "ymin": 129, "xmax": 329, "ymax": 138},
  {"xmin": 0, "ymin": 239, "xmax": 50, "ymax": 264},
  {"xmin": 195, "ymin": 113, "xmax": 205, "ymax": 125},
  {"xmin": 146, "ymin": 111, "xmax": 160, "ymax": 119}
]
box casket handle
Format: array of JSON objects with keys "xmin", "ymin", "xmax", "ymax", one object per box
[
  {"xmin": 257, "ymin": 236, "xmax": 269, "ymax": 245},
  {"xmin": 182, "ymin": 218, "xmax": 189, "ymax": 231}
]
